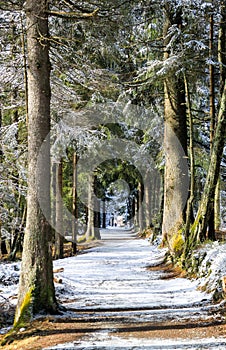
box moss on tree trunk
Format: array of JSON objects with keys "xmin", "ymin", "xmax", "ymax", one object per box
[{"xmin": 184, "ymin": 80, "xmax": 226, "ymax": 256}]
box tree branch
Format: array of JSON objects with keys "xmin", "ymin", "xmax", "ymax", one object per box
[{"xmin": 47, "ymin": 8, "xmax": 99, "ymax": 19}]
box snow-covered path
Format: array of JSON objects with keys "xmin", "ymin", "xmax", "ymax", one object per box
[{"xmin": 46, "ymin": 229, "xmax": 226, "ymax": 349}]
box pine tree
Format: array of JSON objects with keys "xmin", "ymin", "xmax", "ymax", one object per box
[{"xmin": 14, "ymin": 0, "xmax": 57, "ymax": 326}]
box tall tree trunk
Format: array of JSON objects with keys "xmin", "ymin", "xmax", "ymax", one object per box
[
  {"xmin": 20, "ymin": 14, "xmax": 29, "ymax": 125},
  {"xmin": 8, "ymin": 23, "xmax": 19, "ymax": 255},
  {"xmin": 72, "ymin": 153, "xmax": 78, "ymax": 254},
  {"xmin": 102, "ymin": 198, "xmax": 106, "ymax": 229},
  {"xmin": 0, "ymin": 108, "xmax": 2, "ymax": 259},
  {"xmin": 208, "ymin": 10, "xmax": 216, "ymax": 240},
  {"xmin": 94, "ymin": 197, "xmax": 101, "ymax": 238},
  {"xmin": 209, "ymin": 12, "xmax": 216, "ymax": 149},
  {"xmin": 93, "ymin": 176, "xmax": 101, "ymax": 239},
  {"xmin": 9, "ymin": 88, "xmax": 20, "ymax": 255},
  {"xmin": 134, "ymin": 192, "xmax": 139, "ymax": 227},
  {"xmin": 214, "ymin": 179, "xmax": 221, "ymax": 231},
  {"xmin": 184, "ymin": 74, "xmax": 195, "ymax": 240},
  {"xmin": 144, "ymin": 171, "xmax": 151, "ymax": 228},
  {"xmin": 218, "ymin": 0, "xmax": 226, "ymax": 95},
  {"xmin": 85, "ymin": 174, "xmax": 100, "ymax": 240},
  {"xmin": 162, "ymin": 4, "xmax": 188, "ymax": 252},
  {"xmin": 185, "ymin": 80, "xmax": 226, "ymax": 250},
  {"xmin": 14, "ymin": 0, "xmax": 57, "ymax": 327},
  {"xmin": 55, "ymin": 160, "xmax": 64, "ymax": 259},
  {"xmin": 9, "ymin": 203, "xmax": 27, "ymax": 261},
  {"xmin": 51, "ymin": 163, "xmax": 57, "ymax": 252},
  {"xmin": 215, "ymin": 0, "xmax": 226, "ymax": 231},
  {"xmin": 131, "ymin": 195, "xmax": 136, "ymax": 227},
  {"xmin": 138, "ymin": 182, "xmax": 144, "ymax": 231}
]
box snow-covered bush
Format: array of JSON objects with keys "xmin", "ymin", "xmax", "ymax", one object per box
[{"xmin": 196, "ymin": 242, "xmax": 226, "ymax": 300}]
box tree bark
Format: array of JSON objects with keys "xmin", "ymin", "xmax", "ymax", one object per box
[
  {"xmin": 85, "ymin": 174, "xmax": 100, "ymax": 240},
  {"xmin": 93, "ymin": 176, "xmax": 101, "ymax": 239},
  {"xmin": 0, "ymin": 108, "xmax": 2, "ymax": 259},
  {"xmin": 131, "ymin": 196, "xmax": 136, "ymax": 227},
  {"xmin": 184, "ymin": 74, "xmax": 195, "ymax": 240},
  {"xmin": 162, "ymin": 4, "xmax": 188, "ymax": 251},
  {"xmin": 14, "ymin": 0, "xmax": 57, "ymax": 327},
  {"xmin": 186, "ymin": 80, "xmax": 226, "ymax": 250},
  {"xmin": 134, "ymin": 194, "xmax": 139, "ymax": 227},
  {"xmin": 138, "ymin": 182, "xmax": 144, "ymax": 231},
  {"xmin": 20, "ymin": 14, "xmax": 29, "ymax": 125},
  {"xmin": 9, "ymin": 204, "xmax": 27, "ymax": 261},
  {"xmin": 214, "ymin": 178, "xmax": 221, "ymax": 231},
  {"xmin": 55, "ymin": 160, "xmax": 64, "ymax": 259},
  {"xmin": 208, "ymin": 10, "xmax": 216, "ymax": 240},
  {"xmin": 102, "ymin": 198, "xmax": 106, "ymax": 229},
  {"xmin": 9, "ymin": 88, "xmax": 20, "ymax": 256},
  {"xmin": 72, "ymin": 152, "xmax": 78, "ymax": 254},
  {"xmin": 214, "ymin": 0, "xmax": 226, "ymax": 231},
  {"xmin": 144, "ymin": 171, "xmax": 151, "ymax": 228},
  {"xmin": 94, "ymin": 197, "xmax": 101, "ymax": 236},
  {"xmin": 218, "ymin": 0, "xmax": 226, "ymax": 95}
]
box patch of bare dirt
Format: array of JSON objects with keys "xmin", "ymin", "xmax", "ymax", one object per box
[
  {"xmin": 147, "ymin": 261, "xmax": 187, "ymax": 279},
  {"xmin": 76, "ymin": 240, "xmax": 103, "ymax": 253},
  {"xmin": 112, "ymin": 319, "xmax": 226, "ymax": 341}
]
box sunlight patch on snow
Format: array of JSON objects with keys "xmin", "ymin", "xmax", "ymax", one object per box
[
  {"xmin": 53, "ymin": 236, "xmax": 211, "ymax": 312},
  {"xmin": 43, "ymin": 331, "xmax": 226, "ymax": 349}
]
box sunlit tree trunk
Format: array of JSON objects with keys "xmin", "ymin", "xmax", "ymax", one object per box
[
  {"xmin": 85, "ymin": 175, "xmax": 93, "ymax": 240},
  {"xmin": 214, "ymin": 179, "xmax": 221, "ymax": 231},
  {"xmin": 184, "ymin": 74, "xmax": 195, "ymax": 240},
  {"xmin": 14, "ymin": 0, "xmax": 57, "ymax": 327},
  {"xmin": 185, "ymin": 80, "xmax": 226, "ymax": 250},
  {"xmin": 134, "ymin": 193, "xmax": 139, "ymax": 227},
  {"xmin": 138, "ymin": 182, "xmax": 144, "ymax": 231},
  {"xmin": 85, "ymin": 174, "xmax": 100, "ymax": 240},
  {"xmin": 162, "ymin": 4, "xmax": 188, "ymax": 252}
]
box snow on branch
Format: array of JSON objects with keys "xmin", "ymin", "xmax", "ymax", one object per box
[{"xmin": 47, "ymin": 8, "xmax": 99, "ymax": 20}]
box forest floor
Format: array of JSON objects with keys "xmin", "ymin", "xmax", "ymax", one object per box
[{"xmin": 1, "ymin": 228, "xmax": 226, "ymax": 349}]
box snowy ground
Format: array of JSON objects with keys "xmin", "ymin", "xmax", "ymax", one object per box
[
  {"xmin": 49, "ymin": 229, "xmax": 226, "ymax": 349},
  {"xmin": 1, "ymin": 228, "xmax": 226, "ymax": 349},
  {"xmin": 43, "ymin": 334, "xmax": 226, "ymax": 350},
  {"xmin": 54, "ymin": 231, "xmax": 208, "ymax": 311}
]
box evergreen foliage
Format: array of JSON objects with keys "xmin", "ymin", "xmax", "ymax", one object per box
[{"xmin": 0, "ymin": 0, "xmax": 225, "ymax": 313}]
